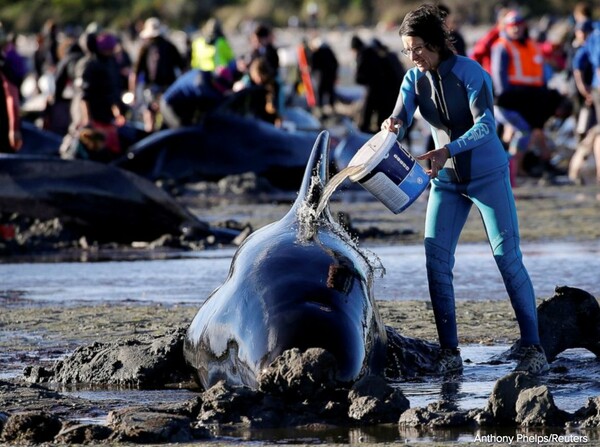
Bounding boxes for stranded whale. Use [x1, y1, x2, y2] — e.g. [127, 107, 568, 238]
[0, 154, 239, 245]
[184, 131, 390, 389]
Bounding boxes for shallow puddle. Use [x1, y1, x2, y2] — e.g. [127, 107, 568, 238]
[397, 345, 600, 414]
[1, 241, 599, 304]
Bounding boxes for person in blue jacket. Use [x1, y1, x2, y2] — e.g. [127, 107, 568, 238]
[380, 4, 548, 375]
[580, 22, 600, 124]
[159, 64, 238, 129]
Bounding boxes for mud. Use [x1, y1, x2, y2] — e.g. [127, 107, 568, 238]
[0, 299, 519, 374]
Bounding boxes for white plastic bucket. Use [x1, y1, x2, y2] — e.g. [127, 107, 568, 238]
[348, 130, 430, 214]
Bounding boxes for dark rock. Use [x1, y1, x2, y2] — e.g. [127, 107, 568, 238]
[348, 375, 409, 423]
[0, 410, 62, 443]
[398, 401, 471, 428]
[258, 348, 340, 398]
[243, 394, 288, 428]
[468, 407, 495, 426]
[486, 372, 540, 424]
[22, 365, 54, 383]
[24, 328, 193, 387]
[107, 407, 208, 443]
[0, 380, 95, 418]
[515, 385, 571, 426]
[116, 398, 203, 420]
[571, 396, 600, 428]
[428, 410, 472, 428]
[198, 381, 264, 425]
[398, 407, 432, 427]
[55, 423, 113, 444]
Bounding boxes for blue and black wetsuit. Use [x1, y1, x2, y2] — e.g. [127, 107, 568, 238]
[391, 54, 540, 349]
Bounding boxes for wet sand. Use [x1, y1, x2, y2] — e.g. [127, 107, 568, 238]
[184, 180, 600, 245]
[0, 299, 519, 363]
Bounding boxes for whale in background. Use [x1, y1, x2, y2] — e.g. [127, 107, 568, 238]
[184, 131, 389, 389]
[0, 154, 239, 245]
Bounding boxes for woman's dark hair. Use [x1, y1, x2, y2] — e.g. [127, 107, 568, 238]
[398, 4, 455, 59]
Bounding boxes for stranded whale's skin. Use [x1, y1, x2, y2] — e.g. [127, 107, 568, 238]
[184, 131, 388, 389]
[0, 154, 238, 244]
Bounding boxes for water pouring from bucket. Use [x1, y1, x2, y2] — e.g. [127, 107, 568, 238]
[348, 130, 430, 214]
[316, 130, 430, 217]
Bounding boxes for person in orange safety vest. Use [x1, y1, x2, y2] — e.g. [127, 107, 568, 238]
[491, 9, 563, 182]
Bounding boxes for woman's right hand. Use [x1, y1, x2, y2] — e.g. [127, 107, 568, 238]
[381, 117, 403, 134]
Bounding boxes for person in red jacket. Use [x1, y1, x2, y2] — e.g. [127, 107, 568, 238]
[469, 7, 509, 73]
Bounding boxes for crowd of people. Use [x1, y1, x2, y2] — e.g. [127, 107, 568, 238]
[0, 3, 599, 183]
[0, 17, 290, 161]
[468, 2, 600, 186]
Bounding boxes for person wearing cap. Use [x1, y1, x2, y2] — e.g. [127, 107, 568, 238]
[159, 63, 239, 129]
[129, 17, 186, 132]
[380, 4, 548, 376]
[490, 9, 561, 182]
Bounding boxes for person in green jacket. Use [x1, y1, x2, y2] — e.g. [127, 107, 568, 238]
[191, 18, 235, 72]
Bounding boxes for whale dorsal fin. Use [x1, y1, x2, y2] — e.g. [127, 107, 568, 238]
[290, 130, 331, 217]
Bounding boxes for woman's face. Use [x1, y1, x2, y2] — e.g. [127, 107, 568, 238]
[401, 36, 441, 72]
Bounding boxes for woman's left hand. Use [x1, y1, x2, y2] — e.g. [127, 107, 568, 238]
[381, 117, 402, 134]
[417, 146, 450, 178]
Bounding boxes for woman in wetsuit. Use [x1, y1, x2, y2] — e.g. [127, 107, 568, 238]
[381, 4, 548, 375]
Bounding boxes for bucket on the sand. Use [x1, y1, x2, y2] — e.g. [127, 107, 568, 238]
[348, 130, 430, 214]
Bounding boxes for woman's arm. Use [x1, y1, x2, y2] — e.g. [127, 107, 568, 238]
[445, 59, 499, 156]
[387, 69, 419, 140]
